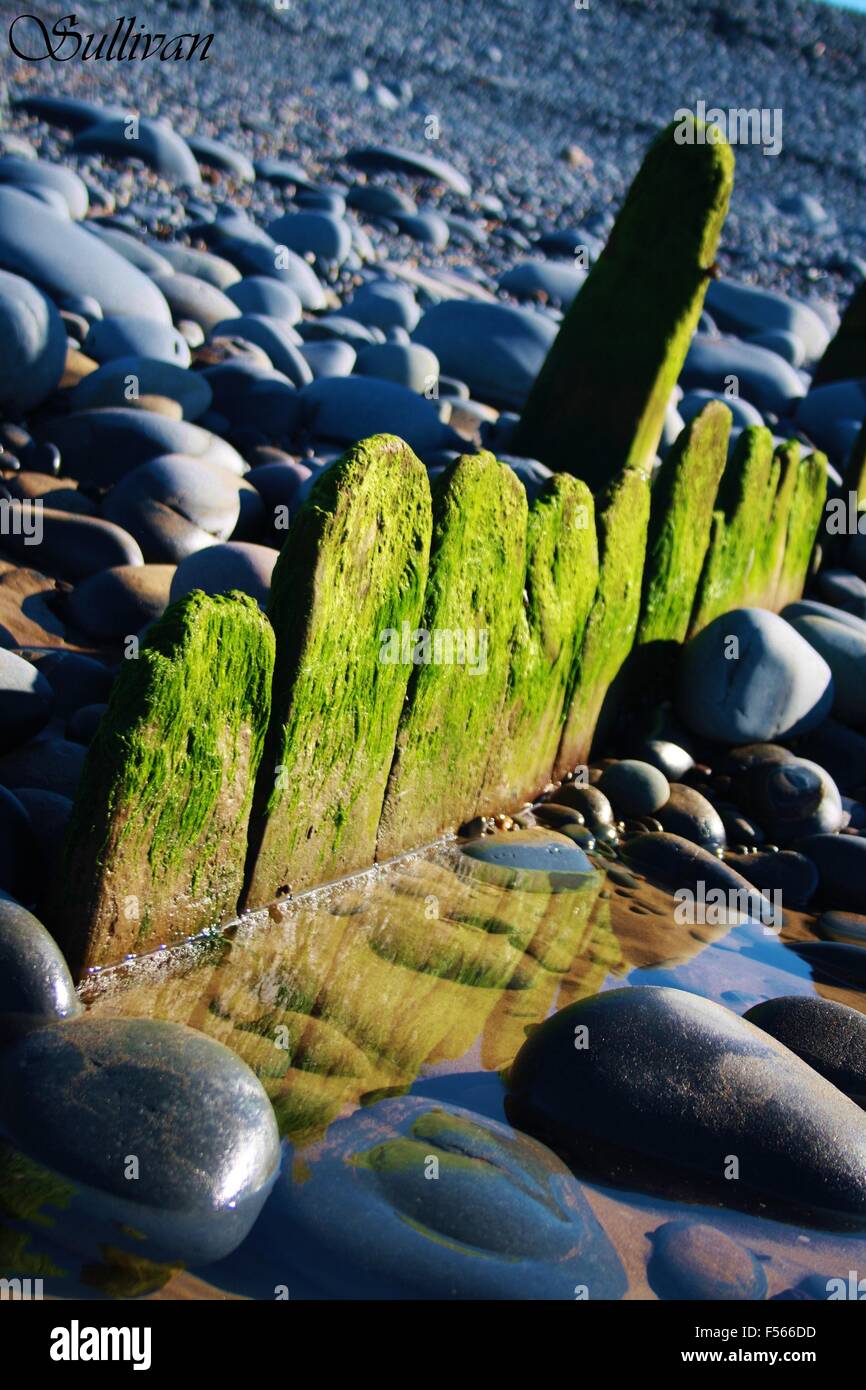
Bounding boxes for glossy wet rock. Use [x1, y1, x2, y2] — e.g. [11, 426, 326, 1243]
[744, 996, 866, 1102]
[655, 783, 726, 851]
[508, 986, 866, 1221]
[597, 760, 670, 818]
[795, 834, 866, 913]
[459, 828, 596, 893]
[0, 1017, 280, 1264]
[0, 899, 81, 1023]
[647, 1220, 767, 1300]
[738, 758, 843, 844]
[250, 1097, 627, 1299]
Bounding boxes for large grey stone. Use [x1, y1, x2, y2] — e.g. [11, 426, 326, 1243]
[677, 609, 833, 744]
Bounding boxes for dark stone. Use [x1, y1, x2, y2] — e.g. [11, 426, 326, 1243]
[738, 758, 843, 844]
[0, 899, 80, 1023]
[623, 833, 773, 913]
[0, 649, 53, 753]
[794, 833, 866, 912]
[744, 996, 866, 1101]
[783, 941, 866, 991]
[722, 849, 818, 910]
[0, 784, 34, 895]
[656, 783, 726, 850]
[508, 986, 866, 1221]
[36, 652, 113, 717]
[597, 760, 670, 818]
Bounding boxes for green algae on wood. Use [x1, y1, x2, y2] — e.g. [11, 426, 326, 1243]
[812, 280, 866, 387]
[747, 439, 801, 610]
[689, 425, 775, 634]
[376, 452, 527, 859]
[56, 590, 275, 977]
[554, 467, 651, 777]
[512, 117, 735, 492]
[636, 400, 731, 658]
[775, 449, 828, 609]
[480, 474, 598, 811]
[243, 435, 432, 908]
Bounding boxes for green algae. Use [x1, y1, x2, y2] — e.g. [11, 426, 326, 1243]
[57, 589, 274, 976]
[81, 1245, 181, 1298]
[747, 439, 801, 608]
[512, 117, 735, 491]
[555, 468, 651, 776]
[775, 450, 828, 609]
[376, 452, 527, 859]
[243, 435, 432, 907]
[481, 474, 598, 811]
[812, 280, 866, 387]
[689, 425, 775, 634]
[0, 1142, 74, 1227]
[637, 402, 730, 643]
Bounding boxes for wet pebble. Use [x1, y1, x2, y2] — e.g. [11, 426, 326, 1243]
[744, 995, 866, 1101]
[597, 759, 670, 818]
[0, 1016, 280, 1264]
[647, 1220, 767, 1301]
[0, 898, 80, 1024]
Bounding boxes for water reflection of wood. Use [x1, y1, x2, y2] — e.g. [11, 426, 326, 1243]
[86, 841, 771, 1148]
[90, 847, 618, 1143]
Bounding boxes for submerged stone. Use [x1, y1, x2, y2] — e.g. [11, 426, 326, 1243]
[244, 436, 432, 906]
[513, 118, 734, 490]
[249, 1096, 626, 1299]
[508, 986, 866, 1222]
[376, 452, 526, 860]
[648, 1220, 767, 1301]
[55, 590, 275, 976]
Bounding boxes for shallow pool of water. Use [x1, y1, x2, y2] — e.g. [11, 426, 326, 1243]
[5, 838, 866, 1300]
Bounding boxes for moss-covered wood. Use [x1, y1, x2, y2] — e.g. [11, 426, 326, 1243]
[689, 425, 774, 634]
[480, 475, 598, 811]
[812, 280, 866, 387]
[554, 468, 651, 777]
[56, 590, 275, 978]
[775, 450, 828, 609]
[243, 435, 432, 908]
[635, 400, 730, 663]
[512, 117, 735, 492]
[376, 452, 527, 859]
[747, 439, 800, 610]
